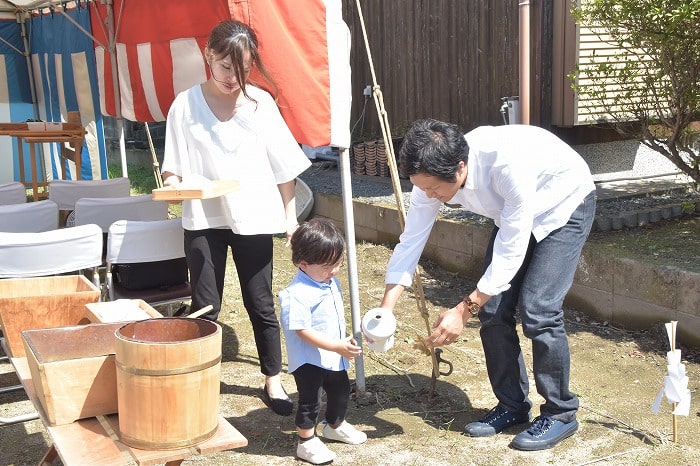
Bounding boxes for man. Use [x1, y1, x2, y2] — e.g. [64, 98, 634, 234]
[380, 119, 596, 451]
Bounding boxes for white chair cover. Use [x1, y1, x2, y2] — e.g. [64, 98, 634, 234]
[0, 224, 103, 278]
[48, 178, 131, 210]
[0, 200, 59, 233]
[107, 218, 185, 264]
[0, 182, 27, 206]
[74, 195, 168, 232]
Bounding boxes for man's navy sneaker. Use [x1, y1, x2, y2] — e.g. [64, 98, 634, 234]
[511, 415, 579, 451]
[464, 405, 530, 437]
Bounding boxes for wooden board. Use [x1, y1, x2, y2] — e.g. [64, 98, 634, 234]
[152, 179, 240, 201]
[85, 299, 161, 323]
[11, 357, 247, 466]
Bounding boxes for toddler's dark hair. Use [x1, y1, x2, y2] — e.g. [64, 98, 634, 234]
[290, 218, 345, 266]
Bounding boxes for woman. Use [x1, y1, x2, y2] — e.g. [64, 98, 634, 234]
[161, 19, 311, 416]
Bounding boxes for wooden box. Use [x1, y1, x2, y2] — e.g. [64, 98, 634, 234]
[85, 299, 161, 323]
[21, 322, 123, 426]
[0, 275, 100, 357]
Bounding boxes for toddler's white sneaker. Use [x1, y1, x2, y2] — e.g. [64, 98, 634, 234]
[322, 420, 367, 445]
[296, 436, 336, 464]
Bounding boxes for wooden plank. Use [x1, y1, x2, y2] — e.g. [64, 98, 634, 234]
[0, 122, 84, 134]
[194, 416, 249, 455]
[11, 357, 247, 466]
[49, 417, 133, 466]
[152, 179, 240, 201]
[103, 415, 247, 466]
[85, 299, 162, 323]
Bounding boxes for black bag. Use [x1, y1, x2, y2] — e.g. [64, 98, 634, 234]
[113, 257, 189, 290]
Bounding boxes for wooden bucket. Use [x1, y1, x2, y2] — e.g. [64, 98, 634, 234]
[115, 318, 222, 450]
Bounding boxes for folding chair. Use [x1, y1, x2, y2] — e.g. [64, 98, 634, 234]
[74, 195, 169, 267]
[73, 195, 168, 232]
[0, 200, 58, 379]
[0, 223, 103, 426]
[0, 224, 103, 282]
[0, 200, 59, 233]
[48, 177, 131, 225]
[0, 182, 27, 206]
[106, 218, 191, 315]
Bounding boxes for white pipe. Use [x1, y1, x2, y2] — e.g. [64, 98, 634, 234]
[519, 0, 531, 125]
[339, 147, 365, 392]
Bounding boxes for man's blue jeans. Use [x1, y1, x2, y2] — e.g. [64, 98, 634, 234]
[478, 191, 596, 422]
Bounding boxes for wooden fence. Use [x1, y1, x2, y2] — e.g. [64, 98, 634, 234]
[342, 1, 520, 141]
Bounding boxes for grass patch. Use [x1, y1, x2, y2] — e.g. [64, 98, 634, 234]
[108, 163, 158, 195]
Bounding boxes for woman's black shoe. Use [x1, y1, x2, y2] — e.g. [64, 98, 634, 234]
[262, 384, 293, 416]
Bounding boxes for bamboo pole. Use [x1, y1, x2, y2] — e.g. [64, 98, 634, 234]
[354, 0, 441, 389]
[144, 122, 163, 188]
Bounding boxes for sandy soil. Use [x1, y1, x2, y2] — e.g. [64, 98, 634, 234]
[1, 237, 699, 466]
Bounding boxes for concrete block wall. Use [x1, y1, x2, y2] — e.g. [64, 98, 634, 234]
[312, 192, 700, 348]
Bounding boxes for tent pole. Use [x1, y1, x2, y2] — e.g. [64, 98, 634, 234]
[338, 147, 365, 392]
[17, 12, 39, 120]
[105, 0, 127, 178]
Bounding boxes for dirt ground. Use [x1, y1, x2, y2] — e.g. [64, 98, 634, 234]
[1, 232, 699, 466]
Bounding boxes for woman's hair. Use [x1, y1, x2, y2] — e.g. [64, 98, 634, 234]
[398, 119, 470, 182]
[290, 218, 345, 266]
[206, 20, 278, 101]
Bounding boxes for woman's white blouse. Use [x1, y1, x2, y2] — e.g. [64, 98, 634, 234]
[162, 85, 311, 234]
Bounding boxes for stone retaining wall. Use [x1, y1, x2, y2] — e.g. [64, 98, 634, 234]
[312, 192, 700, 348]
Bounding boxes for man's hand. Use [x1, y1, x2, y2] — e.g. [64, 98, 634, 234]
[424, 306, 465, 347]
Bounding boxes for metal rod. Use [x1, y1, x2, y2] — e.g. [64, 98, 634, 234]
[339, 147, 365, 392]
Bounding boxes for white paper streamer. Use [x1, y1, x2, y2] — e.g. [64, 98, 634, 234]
[651, 321, 692, 416]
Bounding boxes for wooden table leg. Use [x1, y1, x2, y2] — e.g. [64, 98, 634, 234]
[74, 139, 83, 180]
[17, 142, 27, 198]
[28, 140, 39, 201]
[38, 444, 58, 466]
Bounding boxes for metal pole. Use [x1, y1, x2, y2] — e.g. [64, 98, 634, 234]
[339, 147, 365, 392]
[17, 12, 39, 119]
[104, 0, 127, 178]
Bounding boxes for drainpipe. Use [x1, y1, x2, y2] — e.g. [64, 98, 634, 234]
[519, 0, 531, 125]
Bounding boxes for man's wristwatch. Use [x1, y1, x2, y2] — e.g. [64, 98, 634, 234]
[463, 296, 481, 316]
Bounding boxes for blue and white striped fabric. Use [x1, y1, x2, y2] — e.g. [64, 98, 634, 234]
[0, 5, 107, 183]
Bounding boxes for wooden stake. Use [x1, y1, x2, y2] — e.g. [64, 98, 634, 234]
[671, 323, 678, 443]
[673, 402, 678, 443]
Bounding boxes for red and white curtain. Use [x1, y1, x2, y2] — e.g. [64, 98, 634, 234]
[90, 0, 351, 148]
